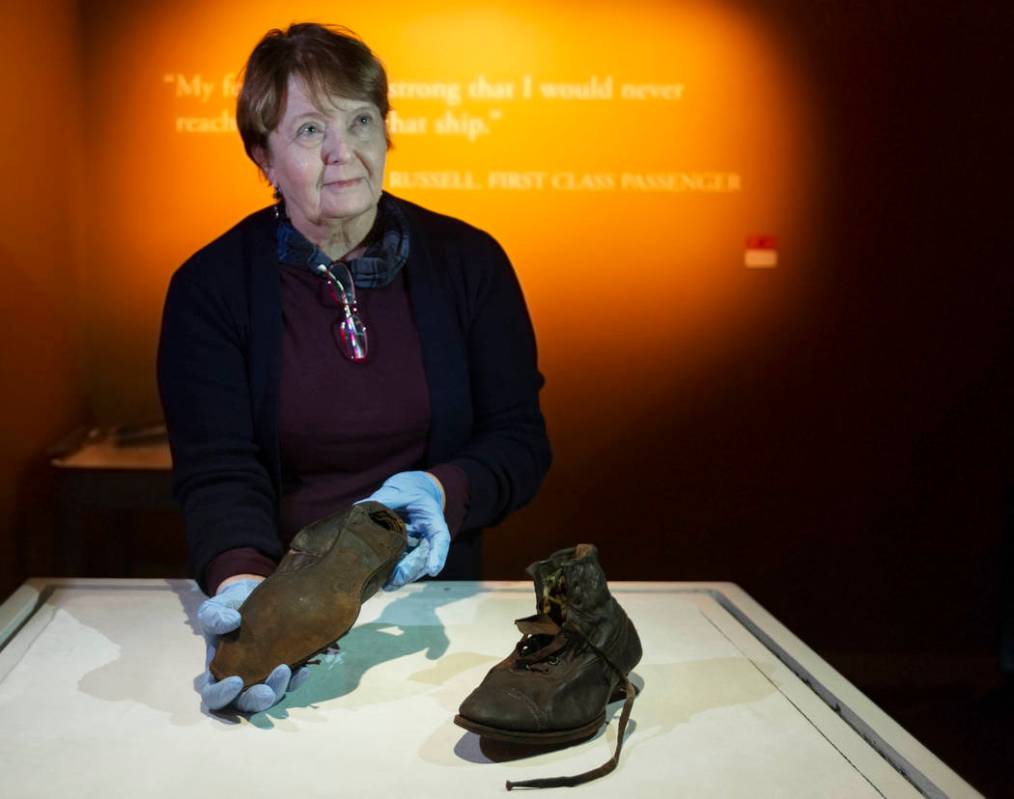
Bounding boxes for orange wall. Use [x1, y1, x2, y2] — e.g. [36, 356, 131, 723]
[0, 0, 92, 594]
[75, 0, 822, 425]
[0, 0, 827, 593]
[72, 0, 829, 571]
[64, 0, 826, 586]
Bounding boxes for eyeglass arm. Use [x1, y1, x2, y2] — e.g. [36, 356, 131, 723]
[313, 263, 355, 312]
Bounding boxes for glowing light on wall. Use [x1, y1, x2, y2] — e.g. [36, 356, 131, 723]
[75, 0, 822, 421]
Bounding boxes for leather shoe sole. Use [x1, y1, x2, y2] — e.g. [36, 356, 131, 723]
[209, 502, 405, 687]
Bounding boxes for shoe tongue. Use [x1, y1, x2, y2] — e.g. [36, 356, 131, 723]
[573, 543, 596, 559]
[527, 545, 606, 617]
[527, 546, 578, 615]
[526, 545, 620, 652]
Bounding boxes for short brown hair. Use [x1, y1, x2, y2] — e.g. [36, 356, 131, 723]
[236, 23, 390, 166]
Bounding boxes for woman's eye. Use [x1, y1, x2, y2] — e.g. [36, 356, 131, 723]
[354, 113, 374, 129]
[297, 122, 323, 137]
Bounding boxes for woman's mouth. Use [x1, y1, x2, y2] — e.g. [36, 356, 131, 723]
[324, 178, 363, 190]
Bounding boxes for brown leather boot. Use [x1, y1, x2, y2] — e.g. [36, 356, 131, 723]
[454, 544, 642, 789]
[210, 501, 405, 687]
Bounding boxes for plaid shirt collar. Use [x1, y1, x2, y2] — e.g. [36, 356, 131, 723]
[275, 192, 410, 289]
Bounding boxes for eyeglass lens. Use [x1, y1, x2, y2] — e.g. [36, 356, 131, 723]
[336, 313, 368, 361]
[321, 262, 368, 363]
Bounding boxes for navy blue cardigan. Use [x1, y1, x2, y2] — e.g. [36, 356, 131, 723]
[157, 195, 551, 589]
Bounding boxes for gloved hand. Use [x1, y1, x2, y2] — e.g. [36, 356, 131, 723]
[196, 578, 310, 712]
[362, 471, 451, 589]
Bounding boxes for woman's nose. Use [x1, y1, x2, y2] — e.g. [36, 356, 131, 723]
[322, 129, 352, 164]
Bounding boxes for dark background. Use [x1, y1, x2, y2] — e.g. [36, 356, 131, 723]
[2, 2, 1012, 795]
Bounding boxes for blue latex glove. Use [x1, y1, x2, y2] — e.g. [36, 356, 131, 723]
[196, 578, 310, 712]
[362, 471, 451, 589]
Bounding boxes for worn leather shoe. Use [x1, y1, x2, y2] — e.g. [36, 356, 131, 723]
[455, 544, 642, 788]
[210, 501, 406, 687]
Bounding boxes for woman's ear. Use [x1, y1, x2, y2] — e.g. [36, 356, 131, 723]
[253, 145, 273, 183]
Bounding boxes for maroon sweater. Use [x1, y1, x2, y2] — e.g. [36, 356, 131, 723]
[204, 265, 468, 593]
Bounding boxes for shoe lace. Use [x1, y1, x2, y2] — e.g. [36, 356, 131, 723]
[512, 614, 568, 672]
[504, 614, 638, 790]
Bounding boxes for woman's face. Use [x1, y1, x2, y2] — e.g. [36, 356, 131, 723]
[259, 75, 387, 234]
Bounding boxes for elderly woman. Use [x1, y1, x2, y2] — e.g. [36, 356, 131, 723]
[157, 23, 550, 712]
